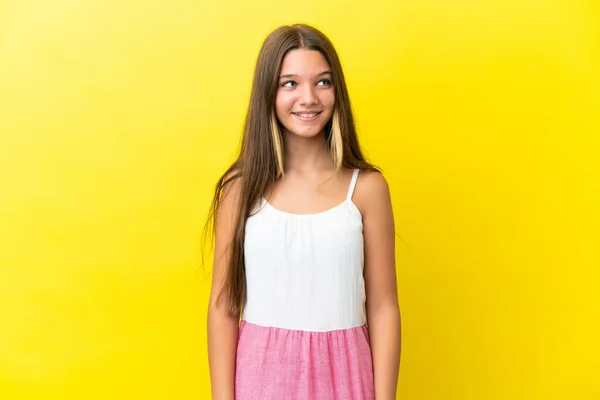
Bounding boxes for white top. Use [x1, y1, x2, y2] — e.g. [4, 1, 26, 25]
[242, 169, 365, 332]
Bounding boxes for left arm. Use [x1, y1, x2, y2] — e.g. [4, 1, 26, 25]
[356, 171, 401, 399]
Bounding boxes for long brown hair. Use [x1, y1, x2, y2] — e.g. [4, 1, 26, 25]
[206, 24, 379, 316]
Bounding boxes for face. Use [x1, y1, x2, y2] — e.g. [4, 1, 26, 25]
[275, 49, 335, 139]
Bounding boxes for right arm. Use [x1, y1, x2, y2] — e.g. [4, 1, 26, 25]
[207, 177, 241, 400]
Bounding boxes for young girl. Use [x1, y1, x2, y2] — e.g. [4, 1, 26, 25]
[207, 24, 401, 400]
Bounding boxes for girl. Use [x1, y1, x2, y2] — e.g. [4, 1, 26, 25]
[207, 24, 401, 400]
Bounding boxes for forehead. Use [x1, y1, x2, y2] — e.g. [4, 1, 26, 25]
[279, 49, 331, 76]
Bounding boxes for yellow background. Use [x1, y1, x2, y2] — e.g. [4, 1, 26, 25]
[1, 0, 598, 399]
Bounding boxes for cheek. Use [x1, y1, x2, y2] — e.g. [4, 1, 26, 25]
[321, 92, 335, 119]
[275, 92, 294, 117]
[321, 90, 335, 109]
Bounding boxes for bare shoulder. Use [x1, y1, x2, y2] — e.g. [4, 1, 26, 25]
[220, 169, 242, 200]
[356, 169, 390, 195]
[216, 169, 243, 222]
[353, 169, 392, 216]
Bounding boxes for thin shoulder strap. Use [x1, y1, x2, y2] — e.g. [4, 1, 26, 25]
[346, 169, 360, 201]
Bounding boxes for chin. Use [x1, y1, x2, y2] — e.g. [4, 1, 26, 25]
[283, 123, 328, 139]
[292, 129, 324, 138]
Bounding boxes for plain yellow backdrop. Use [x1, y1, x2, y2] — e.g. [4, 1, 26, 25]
[1, 0, 598, 399]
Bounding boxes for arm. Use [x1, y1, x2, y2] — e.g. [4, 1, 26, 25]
[357, 171, 401, 399]
[207, 177, 241, 400]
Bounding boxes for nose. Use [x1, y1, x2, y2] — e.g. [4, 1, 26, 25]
[299, 84, 318, 106]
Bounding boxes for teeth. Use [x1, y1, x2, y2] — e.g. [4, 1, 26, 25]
[296, 113, 318, 118]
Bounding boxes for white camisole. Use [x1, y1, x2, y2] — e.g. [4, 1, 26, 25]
[241, 168, 365, 332]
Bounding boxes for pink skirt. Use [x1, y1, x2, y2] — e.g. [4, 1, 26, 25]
[235, 320, 374, 400]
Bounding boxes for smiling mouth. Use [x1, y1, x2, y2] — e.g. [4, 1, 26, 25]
[292, 112, 321, 119]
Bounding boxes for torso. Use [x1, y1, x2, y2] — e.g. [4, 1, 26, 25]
[242, 168, 365, 331]
[235, 168, 375, 399]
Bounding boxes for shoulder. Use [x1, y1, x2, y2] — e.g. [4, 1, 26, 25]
[217, 169, 243, 215]
[353, 169, 392, 217]
[356, 169, 389, 194]
[221, 169, 242, 196]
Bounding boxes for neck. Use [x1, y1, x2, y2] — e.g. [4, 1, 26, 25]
[282, 130, 334, 173]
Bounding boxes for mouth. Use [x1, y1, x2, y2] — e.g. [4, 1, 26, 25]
[292, 111, 322, 121]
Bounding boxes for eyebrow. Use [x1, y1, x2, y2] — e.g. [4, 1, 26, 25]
[279, 71, 333, 79]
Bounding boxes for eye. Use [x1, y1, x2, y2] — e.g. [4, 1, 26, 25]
[281, 80, 296, 88]
[317, 78, 333, 86]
